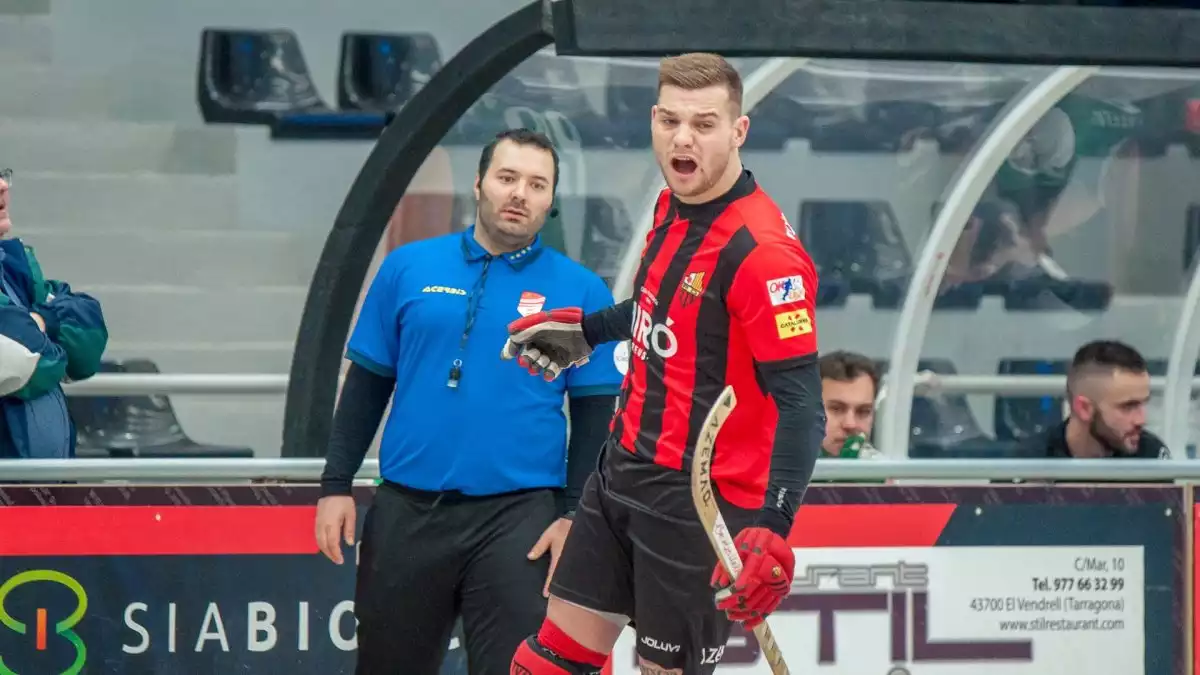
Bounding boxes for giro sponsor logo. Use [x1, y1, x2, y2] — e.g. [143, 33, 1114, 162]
[0, 570, 88, 675]
[122, 600, 358, 654]
[630, 302, 678, 361]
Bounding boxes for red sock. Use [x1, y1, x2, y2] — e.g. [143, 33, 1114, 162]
[537, 618, 607, 668]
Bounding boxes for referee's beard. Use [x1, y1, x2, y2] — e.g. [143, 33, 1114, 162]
[475, 192, 544, 253]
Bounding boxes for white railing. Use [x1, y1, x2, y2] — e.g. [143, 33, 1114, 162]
[3, 457, 1200, 482]
[64, 374, 292, 396]
[911, 374, 1200, 396]
[63, 373, 1200, 397]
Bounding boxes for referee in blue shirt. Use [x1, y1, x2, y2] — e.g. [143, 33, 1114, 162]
[314, 128, 623, 675]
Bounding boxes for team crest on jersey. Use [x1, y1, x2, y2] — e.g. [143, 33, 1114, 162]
[677, 271, 705, 306]
[766, 275, 805, 306]
[516, 291, 545, 316]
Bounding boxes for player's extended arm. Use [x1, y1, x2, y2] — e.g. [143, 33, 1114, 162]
[581, 298, 634, 346]
[320, 363, 397, 496]
[756, 357, 823, 537]
[502, 299, 633, 381]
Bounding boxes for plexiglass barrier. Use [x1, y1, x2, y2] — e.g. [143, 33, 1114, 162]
[359, 51, 1200, 460]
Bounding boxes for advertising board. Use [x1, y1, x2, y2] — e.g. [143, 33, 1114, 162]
[0, 484, 1185, 674]
[606, 485, 1184, 675]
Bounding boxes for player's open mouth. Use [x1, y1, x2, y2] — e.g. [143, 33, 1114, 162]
[671, 158, 698, 176]
[501, 207, 526, 219]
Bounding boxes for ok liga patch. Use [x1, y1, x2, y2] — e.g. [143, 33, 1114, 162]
[766, 275, 805, 306]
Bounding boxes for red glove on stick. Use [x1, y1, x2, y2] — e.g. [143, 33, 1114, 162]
[501, 307, 592, 382]
[711, 527, 795, 629]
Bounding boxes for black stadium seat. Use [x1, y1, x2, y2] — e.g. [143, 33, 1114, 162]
[798, 200, 919, 308]
[994, 359, 1068, 442]
[198, 28, 385, 139]
[67, 359, 253, 459]
[198, 28, 330, 125]
[1002, 278, 1113, 312]
[874, 359, 1006, 456]
[337, 32, 443, 113]
[908, 359, 995, 454]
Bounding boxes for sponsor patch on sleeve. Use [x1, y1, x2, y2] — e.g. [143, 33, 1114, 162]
[766, 275, 805, 306]
[775, 309, 812, 339]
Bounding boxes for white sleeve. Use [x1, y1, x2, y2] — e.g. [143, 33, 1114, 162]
[0, 333, 40, 396]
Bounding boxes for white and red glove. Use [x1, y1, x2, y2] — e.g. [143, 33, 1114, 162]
[711, 527, 795, 629]
[501, 308, 593, 382]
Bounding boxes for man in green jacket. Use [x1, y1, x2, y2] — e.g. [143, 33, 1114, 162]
[0, 169, 108, 458]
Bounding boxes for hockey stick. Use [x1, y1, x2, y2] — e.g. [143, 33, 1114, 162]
[690, 385, 792, 675]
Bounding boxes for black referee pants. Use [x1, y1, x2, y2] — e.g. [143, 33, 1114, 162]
[354, 481, 558, 675]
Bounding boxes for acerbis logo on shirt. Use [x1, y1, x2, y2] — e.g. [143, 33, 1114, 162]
[766, 275, 805, 306]
[422, 285, 466, 296]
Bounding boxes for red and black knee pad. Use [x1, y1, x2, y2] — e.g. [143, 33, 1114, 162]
[511, 618, 608, 675]
[511, 636, 602, 675]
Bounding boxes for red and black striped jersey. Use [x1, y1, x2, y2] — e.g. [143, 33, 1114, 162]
[609, 170, 820, 510]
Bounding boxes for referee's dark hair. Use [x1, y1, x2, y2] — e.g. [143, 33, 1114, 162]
[477, 128, 561, 195]
[1066, 339, 1148, 400]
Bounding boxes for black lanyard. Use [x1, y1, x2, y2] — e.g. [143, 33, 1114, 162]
[447, 254, 494, 389]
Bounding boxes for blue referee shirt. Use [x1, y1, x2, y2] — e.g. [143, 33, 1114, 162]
[346, 226, 624, 496]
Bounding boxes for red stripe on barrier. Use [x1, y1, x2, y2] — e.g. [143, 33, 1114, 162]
[788, 504, 957, 548]
[0, 506, 318, 556]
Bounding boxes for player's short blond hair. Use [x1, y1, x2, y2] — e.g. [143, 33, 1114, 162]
[657, 53, 744, 115]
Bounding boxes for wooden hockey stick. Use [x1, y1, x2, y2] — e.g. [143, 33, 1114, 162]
[690, 385, 792, 675]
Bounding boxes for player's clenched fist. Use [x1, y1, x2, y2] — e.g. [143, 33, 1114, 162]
[711, 527, 795, 629]
[500, 307, 593, 381]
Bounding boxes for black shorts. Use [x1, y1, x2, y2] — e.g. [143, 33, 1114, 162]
[355, 481, 558, 675]
[548, 444, 757, 673]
